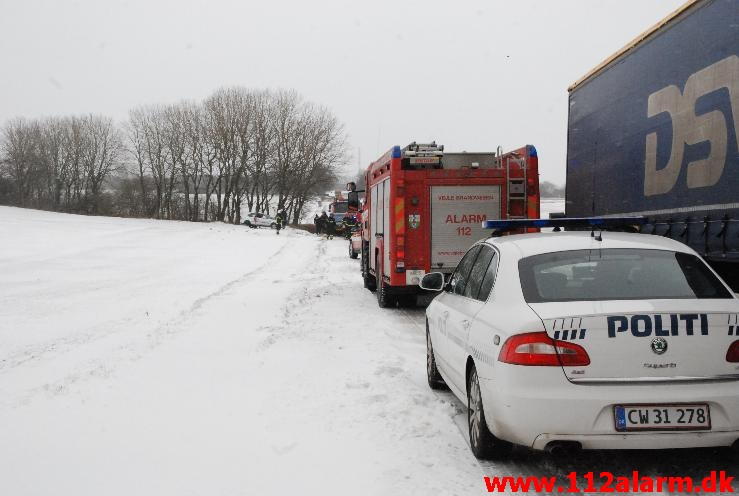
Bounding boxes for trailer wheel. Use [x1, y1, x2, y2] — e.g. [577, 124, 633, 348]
[376, 277, 396, 308]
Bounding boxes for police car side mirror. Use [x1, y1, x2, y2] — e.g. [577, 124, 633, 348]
[420, 272, 445, 292]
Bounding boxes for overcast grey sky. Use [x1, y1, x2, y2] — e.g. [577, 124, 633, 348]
[0, 0, 686, 185]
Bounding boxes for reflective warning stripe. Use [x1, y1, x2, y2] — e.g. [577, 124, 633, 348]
[395, 198, 404, 233]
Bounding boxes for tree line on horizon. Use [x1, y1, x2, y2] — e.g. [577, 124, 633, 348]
[0, 88, 348, 224]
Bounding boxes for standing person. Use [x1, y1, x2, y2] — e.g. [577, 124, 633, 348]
[319, 211, 328, 236]
[342, 214, 358, 239]
[275, 209, 286, 235]
[326, 215, 337, 240]
[280, 209, 287, 228]
[346, 181, 359, 212]
[313, 214, 320, 235]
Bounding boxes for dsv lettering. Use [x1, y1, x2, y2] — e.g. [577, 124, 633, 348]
[644, 55, 738, 196]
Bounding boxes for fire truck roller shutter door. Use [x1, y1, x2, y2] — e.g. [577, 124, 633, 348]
[430, 185, 502, 271]
[383, 179, 391, 277]
[370, 184, 379, 272]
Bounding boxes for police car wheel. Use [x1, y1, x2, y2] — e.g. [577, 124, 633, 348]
[270, 223, 277, 229]
[426, 325, 446, 390]
[468, 366, 511, 460]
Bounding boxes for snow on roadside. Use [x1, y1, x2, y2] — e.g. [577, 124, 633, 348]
[0, 207, 290, 401]
[0, 207, 483, 495]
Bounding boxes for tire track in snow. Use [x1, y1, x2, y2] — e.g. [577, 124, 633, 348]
[254, 239, 331, 351]
[2, 236, 304, 406]
[0, 239, 294, 375]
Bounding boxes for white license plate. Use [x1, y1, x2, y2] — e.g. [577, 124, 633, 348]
[614, 404, 711, 431]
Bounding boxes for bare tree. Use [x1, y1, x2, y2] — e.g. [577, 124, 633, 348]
[80, 115, 122, 214]
[1, 118, 39, 207]
[1, 87, 348, 224]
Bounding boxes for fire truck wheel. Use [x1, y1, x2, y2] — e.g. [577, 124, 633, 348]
[363, 273, 376, 291]
[397, 295, 416, 308]
[426, 324, 446, 390]
[376, 278, 396, 308]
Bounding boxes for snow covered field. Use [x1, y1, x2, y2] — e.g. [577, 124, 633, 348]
[1, 204, 737, 496]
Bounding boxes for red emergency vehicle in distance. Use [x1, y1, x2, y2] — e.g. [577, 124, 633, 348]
[361, 141, 540, 308]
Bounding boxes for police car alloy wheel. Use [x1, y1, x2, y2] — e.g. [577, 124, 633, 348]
[467, 366, 511, 460]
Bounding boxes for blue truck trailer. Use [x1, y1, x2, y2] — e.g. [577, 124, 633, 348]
[565, 0, 738, 287]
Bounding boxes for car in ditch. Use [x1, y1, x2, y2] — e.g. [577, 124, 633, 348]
[243, 212, 278, 229]
[421, 218, 739, 459]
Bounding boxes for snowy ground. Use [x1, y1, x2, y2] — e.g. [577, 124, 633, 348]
[1, 205, 737, 496]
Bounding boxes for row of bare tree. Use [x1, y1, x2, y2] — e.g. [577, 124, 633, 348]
[0, 88, 347, 224]
[0, 114, 121, 214]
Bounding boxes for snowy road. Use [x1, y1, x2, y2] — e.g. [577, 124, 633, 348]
[1, 206, 737, 495]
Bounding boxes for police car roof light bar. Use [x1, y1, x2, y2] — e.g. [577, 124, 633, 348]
[482, 216, 647, 236]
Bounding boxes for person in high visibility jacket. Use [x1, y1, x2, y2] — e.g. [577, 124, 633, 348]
[318, 212, 328, 236]
[342, 214, 358, 239]
[325, 215, 336, 240]
[275, 210, 286, 235]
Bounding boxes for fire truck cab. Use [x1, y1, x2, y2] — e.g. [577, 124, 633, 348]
[361, 142, 539, 308]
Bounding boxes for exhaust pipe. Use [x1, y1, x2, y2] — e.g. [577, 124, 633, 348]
[545, 441, 582, 457]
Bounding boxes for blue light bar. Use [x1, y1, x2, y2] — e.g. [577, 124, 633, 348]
[482, 216, 647, 230]
[391, 146, 402, 158]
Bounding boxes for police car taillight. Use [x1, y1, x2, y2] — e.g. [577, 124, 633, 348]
[727, 341, 739, 362]
[498, 332, 590, 367]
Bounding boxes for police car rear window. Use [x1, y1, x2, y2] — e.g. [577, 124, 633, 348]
[518, 249, 732, 303]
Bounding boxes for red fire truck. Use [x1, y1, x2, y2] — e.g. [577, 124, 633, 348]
[361, 142, 540, 307]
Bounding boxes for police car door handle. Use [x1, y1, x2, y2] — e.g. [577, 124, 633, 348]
[461, 320, 471, 329]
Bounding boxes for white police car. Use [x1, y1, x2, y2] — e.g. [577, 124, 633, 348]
[421, 218, 739, 459]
